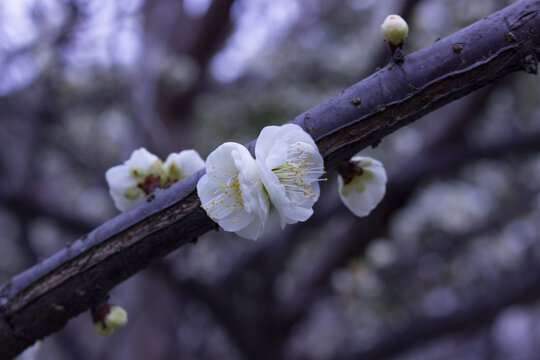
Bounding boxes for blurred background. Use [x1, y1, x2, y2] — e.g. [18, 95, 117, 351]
[2, 0, 540, 359]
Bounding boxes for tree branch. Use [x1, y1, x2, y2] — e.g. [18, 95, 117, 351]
[1, 1, 539, 358]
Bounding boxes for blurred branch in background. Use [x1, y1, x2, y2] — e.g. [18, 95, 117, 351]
[132, 0, 238, 153]
[339, 259, 540, 360]
[195, 103, 540, 360]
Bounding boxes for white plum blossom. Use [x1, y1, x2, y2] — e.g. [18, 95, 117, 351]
[105, 148, 164, 212]
[164, 150, 205, 182]
[337, 156, 387, 217]
[106, 148, 205, 212]
[197, 142, 269, 240]
[255, 124, 326, 227]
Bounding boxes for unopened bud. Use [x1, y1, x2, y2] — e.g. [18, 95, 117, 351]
[93, 321, 115, 337]
[91, 303, 128, 337]
[381, 15, 408, 46]
[104, 305, 128, 329]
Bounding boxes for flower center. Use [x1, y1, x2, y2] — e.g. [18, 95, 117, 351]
[137, 174, 162, 195]
[272, 143, 326, 203]
[202, 173, 245, 222]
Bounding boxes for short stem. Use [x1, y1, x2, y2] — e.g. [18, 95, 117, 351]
[387, 42, 405, 64]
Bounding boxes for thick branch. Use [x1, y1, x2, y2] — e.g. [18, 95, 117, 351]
[291, 0, 540, 166]
[1, 1, 539, 358]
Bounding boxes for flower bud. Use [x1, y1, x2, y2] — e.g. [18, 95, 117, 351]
[106, 148, 205, 212]
[91, 303, 128, 337]
[104, 305, 128, 329]
[337, 156, 387, 217]
[381, 15, 408, 46]
[93, 321, 115, 337]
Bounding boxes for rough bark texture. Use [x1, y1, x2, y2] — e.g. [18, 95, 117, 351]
[1, 1, 539, 358]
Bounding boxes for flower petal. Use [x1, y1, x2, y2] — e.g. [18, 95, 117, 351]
[255, 124, 324, 227]
[263, 139, 289, 170]
[338, 156, 387, 217]
[128, 148, 161, 172]
[105, 147, 164, 212]
[205, 142, 245, 174]
[164, 149, 205, 181]
[197, 142, 269, 240]
[105, 164, 142, 211]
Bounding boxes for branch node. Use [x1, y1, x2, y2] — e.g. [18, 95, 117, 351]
[53, 304, 65, 313]
[452, 42, 464, 54]
[371, 139, 382, 149]
[506, 31, 517, 42]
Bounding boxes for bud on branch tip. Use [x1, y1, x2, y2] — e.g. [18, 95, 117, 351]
[381, 14, 408, 62]
[381, 14, 408, 46]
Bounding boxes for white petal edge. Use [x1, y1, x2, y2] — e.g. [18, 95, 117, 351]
[255, 124, 323, 227]
[105, 165, 143, 212]
[197, 142, 269, 240]
[338, 156, 387, 217]
[164, 150, 205, 178]
[128, 148, 161, 170]
[105, 147, 162, 212]
[256, 124, 316, 158]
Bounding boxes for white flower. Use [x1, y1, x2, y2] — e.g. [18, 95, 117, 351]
[106, 148, 206, 212]
[105, 148, 164, 212]
[197, 142, 269, 240]
[255, 124, 326, 227]
[380, 14, 408, 46]
[337, 156, 387, 217]
[164, 150, 205, 182]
